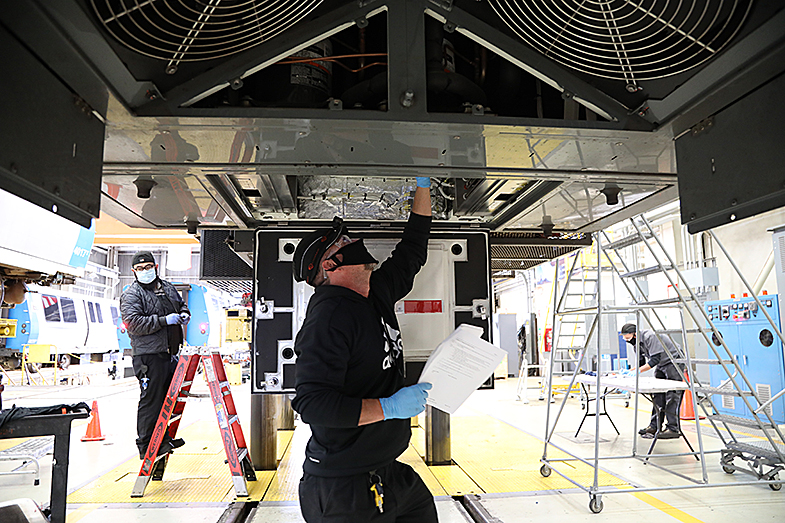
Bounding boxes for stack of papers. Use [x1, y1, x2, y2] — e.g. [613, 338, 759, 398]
[418, 324, 507, 414]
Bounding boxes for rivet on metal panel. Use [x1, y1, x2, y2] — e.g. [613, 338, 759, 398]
[330, 98, 343, 110]
[231, 78, 244, 90]
[355, 16, 369, 28]
[401, 90, 415, 108]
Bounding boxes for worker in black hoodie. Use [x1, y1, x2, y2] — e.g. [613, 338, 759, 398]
[292, 176, 437, 523]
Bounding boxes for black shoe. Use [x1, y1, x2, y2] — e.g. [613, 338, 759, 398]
[638, 426, 657, 435]
[139, 439, 183, 460]
[658, 429, 681, 439]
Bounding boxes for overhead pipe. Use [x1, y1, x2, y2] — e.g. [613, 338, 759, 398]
[752, 249, 775, 296]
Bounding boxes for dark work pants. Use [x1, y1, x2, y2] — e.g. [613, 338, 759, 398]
[133, 353, 178, 456]
[649, 364, 685, 432]
[299, 460, 438, 523]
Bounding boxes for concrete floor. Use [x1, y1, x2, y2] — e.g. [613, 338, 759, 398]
[1, 367, 783, 522]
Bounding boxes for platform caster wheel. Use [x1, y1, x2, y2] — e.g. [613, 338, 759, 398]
[540, 464, 552, 477]
[589, 497, 603, 513]
[769, 475, 782, 491]
[722, 464, 734, 474]
[625, 401, 630, 408]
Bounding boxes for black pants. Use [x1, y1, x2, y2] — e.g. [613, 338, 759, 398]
[299, 461, 438, 523]
[133, 353, 178, 456]
[649, 364, 685, 432]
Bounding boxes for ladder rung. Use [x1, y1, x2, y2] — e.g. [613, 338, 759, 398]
[603, 232, 652, 250]
[220, 380, 230, 387]
[621, 265, 673, 278]
[237, 448, 248, 461]
[674, 358, 733, 365]
[709, 414, 776, 430]
[169, 414, 182, 423]
[694, 386, 753, 396]
[634, 297, 686, 306]
[228, 415, 239, 425]
[727, 441, 785, 461]
[656, 328, 702, 334]
[182, 380, 193, 387]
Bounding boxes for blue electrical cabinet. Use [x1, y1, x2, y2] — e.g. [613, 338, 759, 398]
[705, 295, 785, 423]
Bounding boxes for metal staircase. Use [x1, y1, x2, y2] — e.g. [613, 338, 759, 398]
[604, 216, 785, 488]
[540, 213, 784, 514]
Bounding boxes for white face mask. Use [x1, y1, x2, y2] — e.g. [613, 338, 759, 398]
[136, 268, 157, 284]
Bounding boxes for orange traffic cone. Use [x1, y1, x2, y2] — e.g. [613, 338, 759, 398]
[81, 400, 106, 441]
[680, 371, 705, 420]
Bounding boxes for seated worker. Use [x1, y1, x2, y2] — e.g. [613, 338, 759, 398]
[620, 324, 684, 439]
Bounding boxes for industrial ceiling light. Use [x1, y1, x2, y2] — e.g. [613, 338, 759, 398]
[600, 184, 622, 206]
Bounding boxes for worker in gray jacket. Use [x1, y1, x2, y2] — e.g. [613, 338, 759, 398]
[121, 251, 190, 459]
[621, 324, 684, 439]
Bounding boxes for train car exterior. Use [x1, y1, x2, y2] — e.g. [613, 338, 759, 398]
[3, 285, 121, 369]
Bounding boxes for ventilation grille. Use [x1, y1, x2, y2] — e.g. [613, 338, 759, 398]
[489, 0, 752, 87]
[491, 244, 582, 272]
[92, 0, 323, 73]
[756, 383, 772, 417]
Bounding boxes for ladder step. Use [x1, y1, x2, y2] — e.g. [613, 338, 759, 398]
[603, 232, 653, 250]
[727, 441, 785, 461]
[237, 448, 248, 461]
[169, 414, 182, 424]
[693, 386, 754, 396]
[634, 297, 688, 306]
[621, 265, 674, 278]
[674, 358, 733, 365]
[182, 380, 193, 387]
[228, 415, 239, 425]
[709, 414, 776, 430]
[656, 328, 702, 334]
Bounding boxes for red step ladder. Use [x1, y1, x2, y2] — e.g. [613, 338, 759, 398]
[131, 349, 256, 497]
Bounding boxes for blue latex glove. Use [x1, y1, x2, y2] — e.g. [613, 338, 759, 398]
[415, 176, 431, 188]
[165, 313, 183, 325]
[379, 383, 432, 420]
[180, 312, 191, 325]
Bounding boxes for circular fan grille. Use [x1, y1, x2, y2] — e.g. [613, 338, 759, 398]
[489, 0, 752, 87]
[92, 0, 323, 73]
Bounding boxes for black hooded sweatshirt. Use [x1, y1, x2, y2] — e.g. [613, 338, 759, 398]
[292, 212, 431, 477]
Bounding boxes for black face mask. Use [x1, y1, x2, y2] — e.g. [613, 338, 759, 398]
[327, 239, 378, 270]
[626, 336, 637, 346]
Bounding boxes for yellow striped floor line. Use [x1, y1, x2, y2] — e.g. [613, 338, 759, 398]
[259, 412, 628, 502]
[67, 421, 289, 503]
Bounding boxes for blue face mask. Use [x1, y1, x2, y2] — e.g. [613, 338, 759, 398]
[136, 268, 157, 284]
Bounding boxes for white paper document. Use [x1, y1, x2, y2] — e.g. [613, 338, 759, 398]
[417, 324, 506, 414]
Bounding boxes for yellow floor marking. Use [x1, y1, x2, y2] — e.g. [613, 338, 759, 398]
[447, 415, 627, 494]
[632, 492, 706, 523]
[260, 428, 309, 502]
[410, 426, 481, 495]
[66, 504, 98, 523]
[67, 420, 257, 503]
[277, 429, 295, 462]
[399, 445, 449, 496]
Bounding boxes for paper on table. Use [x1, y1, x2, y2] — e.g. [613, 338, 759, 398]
[417, 324, 506, 414]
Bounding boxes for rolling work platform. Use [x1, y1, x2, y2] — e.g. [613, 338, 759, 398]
[539, 214, 785, 513]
